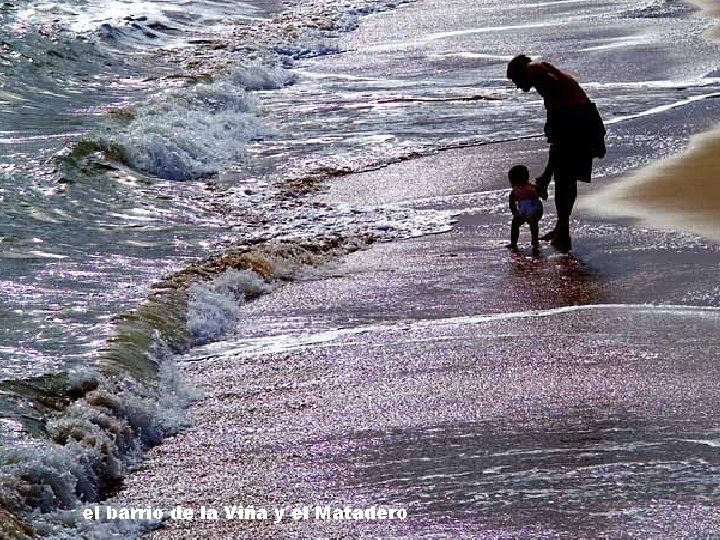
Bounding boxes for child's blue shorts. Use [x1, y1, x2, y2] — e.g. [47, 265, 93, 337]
[518, 199, 543, 221]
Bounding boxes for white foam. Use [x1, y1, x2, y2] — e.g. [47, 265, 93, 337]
[12, 0, 256, 47]
[189, 303, 720, 360]
[0, 340, 196, 537]
[110, 80, 269, 181]
[682, 438, 720, 448]
[186, 269, 273, 344]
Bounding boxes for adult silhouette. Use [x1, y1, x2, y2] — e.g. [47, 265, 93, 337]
[506, 55, 606, 252]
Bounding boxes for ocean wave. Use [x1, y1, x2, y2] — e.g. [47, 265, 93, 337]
[78, 69, 293, 181]
[187, 269, 274, 345]
[0, 239, 345, 537]
[0, 225, 261, 536]
[55, 64, 297, 182]
[9, 0, 261, 45]
[0, 344, 195, 538]
[115, 108, 265, 181]
[0, 268, 201, 537]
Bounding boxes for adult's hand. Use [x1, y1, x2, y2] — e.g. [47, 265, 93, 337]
[535, 178, 549, 200]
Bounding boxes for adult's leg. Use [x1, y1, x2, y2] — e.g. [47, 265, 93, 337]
[553, 173, 577, 251]
[540, 228, 556, 241]
[537, 142, 561, 241]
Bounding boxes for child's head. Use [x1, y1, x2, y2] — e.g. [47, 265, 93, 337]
[508, 165, 530, 187]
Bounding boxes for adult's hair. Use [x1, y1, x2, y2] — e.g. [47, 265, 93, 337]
[506, 54, 532, 81]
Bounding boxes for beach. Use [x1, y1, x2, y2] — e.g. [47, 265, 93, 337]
[114, 98, 720, 537]
[2, 0, 720, 537]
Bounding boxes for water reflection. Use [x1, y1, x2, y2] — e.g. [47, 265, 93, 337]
[507, 250, 603, 309]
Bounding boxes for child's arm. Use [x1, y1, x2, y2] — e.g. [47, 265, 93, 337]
[508, 191, 519, 217]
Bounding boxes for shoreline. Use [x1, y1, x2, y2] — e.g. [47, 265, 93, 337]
[104, 0, 720, 530]
[7, 0, 719, 536]
[112, 107, 720, 535]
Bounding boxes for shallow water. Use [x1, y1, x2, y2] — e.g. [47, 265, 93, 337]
[107, 0, 720, 537]
[2, 0, 720, 536]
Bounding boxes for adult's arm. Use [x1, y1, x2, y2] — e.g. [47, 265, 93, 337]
[535, 144, 556, 199]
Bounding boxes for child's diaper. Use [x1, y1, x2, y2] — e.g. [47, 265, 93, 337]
[518, 198, 543, 220]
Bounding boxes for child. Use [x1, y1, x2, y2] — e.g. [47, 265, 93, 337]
[507, 164, 543, 251]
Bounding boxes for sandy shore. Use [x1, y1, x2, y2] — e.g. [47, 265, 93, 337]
[109, 89, 720, 537]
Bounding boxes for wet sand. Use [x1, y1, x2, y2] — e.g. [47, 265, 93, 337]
[112, 93, 720, 536]
[585, 0, 720, 242]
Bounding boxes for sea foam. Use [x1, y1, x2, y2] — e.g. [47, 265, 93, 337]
[0, 340, 196, 537]
[186, 269, 274, 345]
[109, 78, 270, 181]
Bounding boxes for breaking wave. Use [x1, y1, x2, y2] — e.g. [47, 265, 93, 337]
[112, 90, 265, 181]
[0, 342, 196, 537]
[187, 269, 274, 345]
[86, 67, 294, 181]
[0, 0, 462, 536]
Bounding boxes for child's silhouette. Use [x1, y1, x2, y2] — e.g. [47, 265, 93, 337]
[507, 165, 543, 254]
